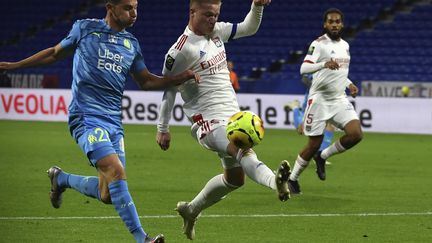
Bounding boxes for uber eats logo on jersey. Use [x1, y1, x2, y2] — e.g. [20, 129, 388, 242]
[98, 48, 124, 73]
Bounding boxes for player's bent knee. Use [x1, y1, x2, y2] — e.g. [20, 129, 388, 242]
[227, 178, 244, 187]
[225, 173, 244, 187]
[110, 169, 127, 182]
[225, 168, 245, 187]
[97, 155, 127, 182]
[348, 128, 363, 145]
[353, 131, 363, 144]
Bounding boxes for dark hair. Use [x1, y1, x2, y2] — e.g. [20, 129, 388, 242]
[323, 8, 344, 23]
[106, 0, 122, 4]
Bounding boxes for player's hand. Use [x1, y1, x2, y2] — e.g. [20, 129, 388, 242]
[192, 71, 200, 83]
[156, 131, 171, 151]
[297, 123, 304, 135]
[253, 0, 271, 6]
[179, 70, 200, 84]
[348, 83, 359, 98]
[0, 62, 18, 71]
[324, 59, 339, 70]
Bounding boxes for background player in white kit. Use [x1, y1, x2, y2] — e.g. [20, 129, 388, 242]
[287, 8, 363, 194]
[155, 0, 291, 240]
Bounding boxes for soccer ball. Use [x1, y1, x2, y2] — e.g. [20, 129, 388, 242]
[401, 86, 410, 97]
[226, 111, 265, 149]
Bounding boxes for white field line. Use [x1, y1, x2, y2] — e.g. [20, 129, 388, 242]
[1, 212, 431, 220]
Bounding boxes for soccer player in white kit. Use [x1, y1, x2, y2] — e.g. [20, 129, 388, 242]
[156, 0, 291, 240]
[287, 8, 363, 194]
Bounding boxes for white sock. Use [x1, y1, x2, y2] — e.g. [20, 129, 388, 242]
[321, 140, 346, 160]
[289, 155, 310, 181]
[239, 150, 276, 190]
[189, 174, 238, 216]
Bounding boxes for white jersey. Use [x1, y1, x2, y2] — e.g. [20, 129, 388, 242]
[162, 24, 239, 122]
[157, 4, 264, 132]
[304, 34, 351, 103]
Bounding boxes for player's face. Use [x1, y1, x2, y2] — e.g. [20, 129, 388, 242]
[190, 2, 221, 36]
[324, 13, 344, 40]
[109, 0, 138, 29]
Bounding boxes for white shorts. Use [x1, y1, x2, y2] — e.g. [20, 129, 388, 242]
[303, 98, 359, 136]
[191, 120, 241, 169]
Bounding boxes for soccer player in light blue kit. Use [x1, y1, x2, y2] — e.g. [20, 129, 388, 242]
[0, 0, 198, 242]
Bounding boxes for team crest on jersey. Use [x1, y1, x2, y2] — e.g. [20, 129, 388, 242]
[211, 37, 222, 48]
[108, 34, 118, 44]
[123, 39, 131, 49]
[307, 46, 315, 55]
[165, 54, 175, 71]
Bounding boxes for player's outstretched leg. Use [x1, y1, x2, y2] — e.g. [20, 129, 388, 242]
[144, 234, 165, 243]
[275, 160, 291, 201]
[47, 166, 66, 208]
[175, 201, 199, 240]
[47, 165, 101, 208]
[238, 149, 281, 190]
[175, 174, 238, 239]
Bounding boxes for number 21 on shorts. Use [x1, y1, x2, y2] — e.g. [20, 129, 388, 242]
[87, 127, 111, 144]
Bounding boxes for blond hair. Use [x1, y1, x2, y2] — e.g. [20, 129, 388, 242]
[190, 0, 221, 7]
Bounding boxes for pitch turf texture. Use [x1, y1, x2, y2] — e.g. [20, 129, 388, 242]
[0, 120, 430, 242]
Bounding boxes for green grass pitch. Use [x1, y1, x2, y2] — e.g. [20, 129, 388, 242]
[0, 120, 431, 242]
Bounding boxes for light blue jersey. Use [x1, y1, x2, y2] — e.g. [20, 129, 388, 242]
[61, 19, 146, 116]
[61, 19, 146, 166]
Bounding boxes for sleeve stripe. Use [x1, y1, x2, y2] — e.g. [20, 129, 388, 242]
[228, 24, 237, 41]
[304, 60, 315, 64]
[175, 35, 188, 50]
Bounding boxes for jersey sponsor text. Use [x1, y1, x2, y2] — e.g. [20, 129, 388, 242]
[97, 48, 124, 73]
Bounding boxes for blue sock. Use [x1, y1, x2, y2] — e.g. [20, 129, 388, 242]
[57, 172, 100, 200]
[109, 180, 146, 243]
[293, 108, 304, 129]
[319, 130, 334, 151]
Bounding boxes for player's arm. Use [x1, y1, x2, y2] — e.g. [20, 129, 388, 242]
[129, 35, 198, 91]
[156, 87, 177, 151]
[0, 44, 73, 71]
[155, 49, 192, 151]
[0, 20, 83, 71]
[301, 59, 339, 74]
[131, 68, 198, 91]
[230, 0, 270, 40]
[300, 42, 339, 74]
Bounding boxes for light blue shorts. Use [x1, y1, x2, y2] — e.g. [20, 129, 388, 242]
[69, 114, 125, 167]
